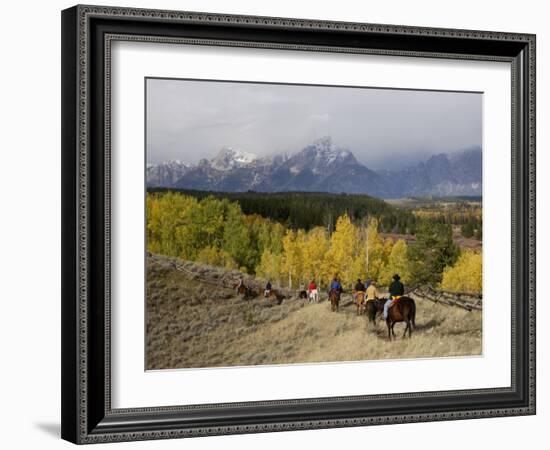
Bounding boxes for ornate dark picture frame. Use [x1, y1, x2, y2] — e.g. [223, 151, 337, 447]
[61, 4, 536, 444]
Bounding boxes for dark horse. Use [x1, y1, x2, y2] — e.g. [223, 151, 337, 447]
[386, 296, 416, 340]
[234, 283, 255, 300]
[365, 298, 385, 325]
[328, 288, 341, 312]
[264, 289, 285, 304]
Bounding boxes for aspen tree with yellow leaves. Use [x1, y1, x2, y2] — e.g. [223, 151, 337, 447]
[379, 239, 411, 286]
[302, 227, 330, 288]
[282, 229, 306, 289]
[321, 215, 360, 287]
[364, 218, 391, 282]
[441, 250, 482, 293]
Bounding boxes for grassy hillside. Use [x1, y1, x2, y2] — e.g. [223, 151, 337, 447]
[146, 254, 482, 370]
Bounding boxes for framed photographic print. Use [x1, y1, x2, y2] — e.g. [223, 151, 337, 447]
[61, 4, 536, 444]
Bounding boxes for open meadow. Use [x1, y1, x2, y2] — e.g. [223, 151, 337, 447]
[146, 254, 482, 370]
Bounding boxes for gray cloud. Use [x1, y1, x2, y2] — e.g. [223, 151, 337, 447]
[146, 78, 482, 169]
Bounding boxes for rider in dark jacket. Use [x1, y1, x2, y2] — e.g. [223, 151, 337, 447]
[354, 279, 365, 292]
[389, 274, 404, 298]
[264, 281, 272, 297]
[384, 274, 405, 319]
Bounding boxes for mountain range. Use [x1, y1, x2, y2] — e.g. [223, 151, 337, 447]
[147, 137, 482, 199]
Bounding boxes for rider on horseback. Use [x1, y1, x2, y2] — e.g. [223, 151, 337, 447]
[384, 274, 404, 319]
[264, 280, 272, 298]
[308, 279, 318, 300]
[354, 278, 365, 302]
[366, 280, 378, 301]
[235, 276, 244, 292]
[330, 276, 342, 295]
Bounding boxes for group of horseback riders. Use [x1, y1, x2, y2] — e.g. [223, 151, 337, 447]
[328, 273, 405, 320]
[235, 273, 405, 320]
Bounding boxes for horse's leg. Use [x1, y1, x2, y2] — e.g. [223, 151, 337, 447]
[391, 322, 396, 338]
[403, 320, 409, 339]
[387, 320, 392, 341]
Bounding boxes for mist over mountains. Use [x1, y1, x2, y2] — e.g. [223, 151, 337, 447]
[147, 137, 482, 199]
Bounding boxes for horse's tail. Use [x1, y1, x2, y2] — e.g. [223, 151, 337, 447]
[410, 300, 416, 329]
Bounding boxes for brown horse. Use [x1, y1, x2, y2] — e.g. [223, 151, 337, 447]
[355, 291, 366, 315]
[234, 283, 255, 300]
[329, 289, 341, 312]
[386, 296, 416, 340]
[264, 289, 285, 304]
[365, 298, 385, 326]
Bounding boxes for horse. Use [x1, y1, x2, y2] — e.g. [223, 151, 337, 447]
[386, 296, 416, 340]
[264, 289, 285, 304]
[365, 298, 385, 325]
[308, 290, 319, 303]
[328, 289, 341, 312]
[234, 283, 255, 300]
[354, 291, 366, 315]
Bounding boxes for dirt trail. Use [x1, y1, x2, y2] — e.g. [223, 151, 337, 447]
[146, 253, 482, 370]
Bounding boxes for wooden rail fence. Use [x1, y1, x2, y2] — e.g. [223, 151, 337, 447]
[408, 286, 482, 311]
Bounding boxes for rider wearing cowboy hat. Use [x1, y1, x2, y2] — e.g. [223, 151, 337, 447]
[384, 274, 405, 319]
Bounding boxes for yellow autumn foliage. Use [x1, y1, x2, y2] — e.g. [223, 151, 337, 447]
[147, 192, 479, 293]
[256, 250, 284, 285]
[440, 251, 482, 293]
[196, 246, 238, 270]
[322, 215, 361, 287]
[379, 239, 411, 287]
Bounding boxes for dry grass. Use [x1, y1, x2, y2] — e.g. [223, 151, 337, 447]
[146, 254, 482, 370]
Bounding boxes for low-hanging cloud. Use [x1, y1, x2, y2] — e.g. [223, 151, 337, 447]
[146, 78, 482, 169]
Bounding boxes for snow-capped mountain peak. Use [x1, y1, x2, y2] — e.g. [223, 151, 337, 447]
[146, 160, 194, 187]
[146, 138, 482, 199]
[286, 137, 357, 174]
[210, 147, 258, 171]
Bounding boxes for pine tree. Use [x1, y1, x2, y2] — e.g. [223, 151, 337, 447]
[408, 220, 460, 286]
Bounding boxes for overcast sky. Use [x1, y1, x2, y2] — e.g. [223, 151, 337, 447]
[146, 78, 482, 170]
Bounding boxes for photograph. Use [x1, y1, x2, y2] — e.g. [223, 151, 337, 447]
[145, 78, 484, 370]
[57, 3, 536, 445]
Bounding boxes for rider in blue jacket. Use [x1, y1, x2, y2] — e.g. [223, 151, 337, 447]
[330, 277, 342, 293]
